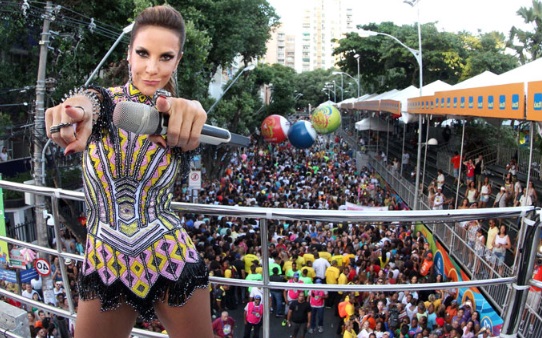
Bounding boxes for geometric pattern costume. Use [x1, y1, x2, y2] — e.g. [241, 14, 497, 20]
[78, 83, 208, 320]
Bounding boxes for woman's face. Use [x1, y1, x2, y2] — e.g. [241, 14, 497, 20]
[128, 25, 182, 96]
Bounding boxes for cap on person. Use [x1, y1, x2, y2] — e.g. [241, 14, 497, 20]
[293, 272, 300, 278]
[501, 186, 506, 191]
[315, 278, 323, 284]
[436, 317, 445, 327]
[254, 294, 262, 300]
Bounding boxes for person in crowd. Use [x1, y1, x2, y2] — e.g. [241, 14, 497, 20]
[284, 272, 305, 306]
[308, 278, 327, 334]
[286, 293, 312, 338]
[506, 159, 518, 181]
[516, 187, 534, 206]
[463, 158, 476, 184]
[432, 187, 450, 210]
[243, 294, 263, 338]
[493, 187, 508, 208]
[527, 181, 538, 206]
[520, 258, 542, 336]
[473, 228, 486, 275]
[478, 176, 492, 208]
[212, 311, 235, 338]
[342, 319, 357, 338]
[465, 181, 478, 205]
[269, 267, 285, 318]
[0, 147, 9, 162]
[450, 151, 462, 187]
[474, 154, 484, 190]
[22, 283, 40, 301]
[492, 225, 511, 276]
[45, 6, 211, 337]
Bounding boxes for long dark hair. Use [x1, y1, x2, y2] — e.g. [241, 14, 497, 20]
[130, 5, 186, 96]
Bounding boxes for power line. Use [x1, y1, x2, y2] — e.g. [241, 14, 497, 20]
[1, 1, 126, 42]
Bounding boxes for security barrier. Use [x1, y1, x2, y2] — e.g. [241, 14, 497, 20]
[0, 180, 539, 338]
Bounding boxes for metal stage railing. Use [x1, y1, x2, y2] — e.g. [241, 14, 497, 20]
[0, 180, 539, 338]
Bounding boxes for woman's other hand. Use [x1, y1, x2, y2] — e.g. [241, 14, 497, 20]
[45, 99, 94, 155]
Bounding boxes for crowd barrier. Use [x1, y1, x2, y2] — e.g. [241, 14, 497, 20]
[0, 180, 539, 338]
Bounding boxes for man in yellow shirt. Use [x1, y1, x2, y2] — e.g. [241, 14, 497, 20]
[302, 248, 315, 264]
[243, 248, 259, 274]
[337, 266, 349, 296]
[342, 247, 355, 267]
[330, 249, 343, 267]
[301, 262, 316, 280]
[317, 250, 331, 263]
[325, 260, 340, 308]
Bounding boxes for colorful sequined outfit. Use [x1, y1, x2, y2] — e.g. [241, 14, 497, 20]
[78, 83, 208, 320]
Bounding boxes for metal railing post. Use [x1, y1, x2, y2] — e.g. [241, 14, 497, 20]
[260, 219, 270, 338]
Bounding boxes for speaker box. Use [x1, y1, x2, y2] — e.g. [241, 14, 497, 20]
[0, 301, 30, 337]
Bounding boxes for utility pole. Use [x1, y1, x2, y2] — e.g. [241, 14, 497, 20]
[33, 1, 55, 305]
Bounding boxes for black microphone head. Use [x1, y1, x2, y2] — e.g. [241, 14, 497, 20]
[113, 101, 160, 134]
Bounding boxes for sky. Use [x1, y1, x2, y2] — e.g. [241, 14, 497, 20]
[268, 0, 534, 35]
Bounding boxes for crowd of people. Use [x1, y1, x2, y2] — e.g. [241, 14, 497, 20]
[426, 154, 538, 211]
[0, 133, 539, 337]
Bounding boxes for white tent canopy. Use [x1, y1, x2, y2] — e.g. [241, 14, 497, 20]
[355, 117, 391, 132]
[319, 100, 337, 107]
[337, 97, 357, 109]
[493, 58, 542, 86]
[421, 79, 452, 96]
[451, 70, 498, 89]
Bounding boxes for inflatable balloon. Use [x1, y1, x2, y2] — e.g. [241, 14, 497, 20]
[288, 121, 317, 149]
[311, 104, 342, 134]
[241, 153, 247, 162]
[261, 114, 290, 143]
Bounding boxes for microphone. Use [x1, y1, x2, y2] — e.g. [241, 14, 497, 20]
[112, 101, 249, 147]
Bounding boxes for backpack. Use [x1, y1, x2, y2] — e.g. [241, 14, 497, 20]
[389, 307, 400, 329]
[338, 301, 348, 318]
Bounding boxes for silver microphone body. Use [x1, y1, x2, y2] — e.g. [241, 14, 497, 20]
[113, 101, 237, 146]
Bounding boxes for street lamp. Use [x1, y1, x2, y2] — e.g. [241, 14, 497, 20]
[0, 102, 29, 107]
[353, 54, 361, 98]
[207, 64, 256, 114]
[332, 71, 360, 100]
[321, 88, 331, 101]
[420, 137, 438, 200]
[357, 4, 423, 209]
[325, 81, 337, 102]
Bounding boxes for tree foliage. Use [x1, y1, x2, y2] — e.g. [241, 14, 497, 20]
[509, 0, 542, 64]
[333, 22, 519, 94]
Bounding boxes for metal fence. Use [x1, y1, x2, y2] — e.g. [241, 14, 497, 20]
[0, 180, 539, 338]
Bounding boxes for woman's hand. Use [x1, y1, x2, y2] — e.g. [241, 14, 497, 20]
[45, 99, 94, 155]
[153, 96, 207, 151]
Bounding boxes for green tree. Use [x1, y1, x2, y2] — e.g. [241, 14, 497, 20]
[509, 0, 542, 64]
[293, 68, 344, 109]
[334, 22, 520, 93]
[170, 0, 279, 73]
[460, 32, 519, 80]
